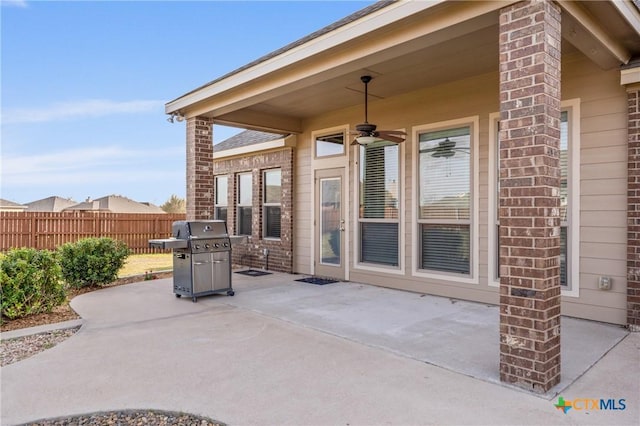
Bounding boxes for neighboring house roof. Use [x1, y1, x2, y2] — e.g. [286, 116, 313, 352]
[63, 195, 166, 214]
[0, 198, 27, 212]
[215, 130, 286, 152]
[25, 196, 77, 212]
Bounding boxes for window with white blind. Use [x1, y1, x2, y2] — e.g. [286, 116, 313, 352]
[492, 109, 575, 289]
[263, 169, 282, 239]
[418, 126, 472, 275]
[237, 173, 252, 236]
[358, 141, 399, 267]
[214, 176, 228, 223]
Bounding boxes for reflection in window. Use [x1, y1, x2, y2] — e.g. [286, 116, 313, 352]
[264, 169, 282, 239]
[237, 173, 252, 236]
[359, 141, 399, 266]
[418, 126, 471, 275]
[316, 132, 345, 157]
[214, 176, 228, 223]
[320, 178, 341, 265]
[559, 110, 568, 286]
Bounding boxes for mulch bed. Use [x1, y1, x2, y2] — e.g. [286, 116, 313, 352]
[18, 409, 224, 425]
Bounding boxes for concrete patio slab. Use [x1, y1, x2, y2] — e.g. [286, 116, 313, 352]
[1, 274, 637, 426]
[221, 273, 629, 396]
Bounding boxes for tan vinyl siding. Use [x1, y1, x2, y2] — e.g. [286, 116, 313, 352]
[293, 143, 312, 274]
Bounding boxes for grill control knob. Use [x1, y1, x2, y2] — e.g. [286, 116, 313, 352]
[204, 244, 210, 249]
[214, 243, 220, 248]
[195, 244, 200, 250]
[223, 242, 229, 247]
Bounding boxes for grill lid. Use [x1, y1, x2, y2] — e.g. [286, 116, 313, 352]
[172, 220, 228, 239]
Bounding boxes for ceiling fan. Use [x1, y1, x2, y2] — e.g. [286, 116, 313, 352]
[350, 75, 406, 146]
[420, 137, 470, 158]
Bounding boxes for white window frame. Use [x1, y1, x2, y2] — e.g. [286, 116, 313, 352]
[488, 99, 580, 297]
[314, 129, 347, 160]
[353, 134, 405, 275]
[263, 168, 282, 240]
[237, 172, 253, 236]
[411, 116, 479, 284]
[214, 175, 228, 222]
[310, 125, 350, 278]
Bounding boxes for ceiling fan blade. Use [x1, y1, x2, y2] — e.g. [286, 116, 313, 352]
[376, 132, 405, 143]
[378, 130, 407, 136]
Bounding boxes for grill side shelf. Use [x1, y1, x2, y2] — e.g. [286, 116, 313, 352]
[148, 239, 189, 250]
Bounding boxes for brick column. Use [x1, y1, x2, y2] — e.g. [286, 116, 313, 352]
[498, 0, 562, 393]
[186, 116, 214, 220]
[628, 85, 640, 331]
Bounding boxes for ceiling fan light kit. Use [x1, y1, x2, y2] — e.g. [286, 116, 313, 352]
[351, 75, 406, 146]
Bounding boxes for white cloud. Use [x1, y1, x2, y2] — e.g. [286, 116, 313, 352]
[1, 0, 28, 8]
[2, 99, 164, 124]
[2, 145, 183, 184]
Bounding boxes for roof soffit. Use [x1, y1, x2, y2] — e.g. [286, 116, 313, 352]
[560, 0, 640, 69]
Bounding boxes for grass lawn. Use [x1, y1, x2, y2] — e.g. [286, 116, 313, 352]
[119, 253, 173, 277]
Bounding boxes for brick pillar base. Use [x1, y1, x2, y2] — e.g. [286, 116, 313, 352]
[186, 116, 214, 221]
[628, 86, 640, 331]
[498, 0, 562, 393]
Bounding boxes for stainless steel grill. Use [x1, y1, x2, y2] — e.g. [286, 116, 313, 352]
[149, 220, 234, 302]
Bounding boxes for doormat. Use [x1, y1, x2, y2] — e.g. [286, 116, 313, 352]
[235, 269, 272, 277]
[295, 277, 338, 285]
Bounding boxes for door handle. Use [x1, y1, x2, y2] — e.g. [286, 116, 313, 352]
[340, 219, 345, 231]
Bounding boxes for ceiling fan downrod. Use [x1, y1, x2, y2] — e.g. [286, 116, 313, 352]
[361, 75, 372, 124]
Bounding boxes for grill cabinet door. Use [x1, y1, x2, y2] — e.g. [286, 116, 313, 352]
[212, 251, 231, 290]
[192, 253, 214, 294]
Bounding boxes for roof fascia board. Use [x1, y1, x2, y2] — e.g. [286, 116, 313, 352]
[213, 134, 297, 159]
[559, 0, 632, 65]
[166, 0, 446, 114]
[611, 0, 640, 34]
[621, 66, 640, 85]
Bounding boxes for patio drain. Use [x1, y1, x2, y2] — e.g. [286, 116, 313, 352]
[235, 269, 272, 277]
[295, 277, 338, 285]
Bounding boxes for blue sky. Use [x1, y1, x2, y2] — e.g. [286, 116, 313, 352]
[1, 0, 373, 205]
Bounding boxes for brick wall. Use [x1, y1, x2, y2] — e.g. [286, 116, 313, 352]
[186, 117, 214, 220]
[213, 148, 294, 273]
[628, 87, 640, 331]
[498, 0, 562, 393]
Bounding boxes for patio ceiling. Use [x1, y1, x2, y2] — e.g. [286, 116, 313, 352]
[167, 1, 640, 134]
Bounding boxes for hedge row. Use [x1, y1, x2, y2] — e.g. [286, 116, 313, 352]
[1, 238, 130, 320]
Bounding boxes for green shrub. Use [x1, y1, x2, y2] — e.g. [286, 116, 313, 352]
[0, 248, 66, 320]
[58, 238, 131, 288]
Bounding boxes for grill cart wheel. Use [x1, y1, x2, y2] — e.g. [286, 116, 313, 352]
[192, 296, 197, 303]
[227, 291, 235, 296]
[175, 294, 181, 298]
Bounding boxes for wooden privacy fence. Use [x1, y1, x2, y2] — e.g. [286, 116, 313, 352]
[0, 212, 186, 254]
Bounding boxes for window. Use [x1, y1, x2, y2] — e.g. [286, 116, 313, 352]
[214, 176, 228, 223]
[359, 141, 399, 266]
[418, 126, 472, 275]
[492, 105, 578, 291]
[237, 173, 252, 235]
[559, 110, 569, 287]
[263, 169, 282, 239]
[315, 132, 345, 158]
